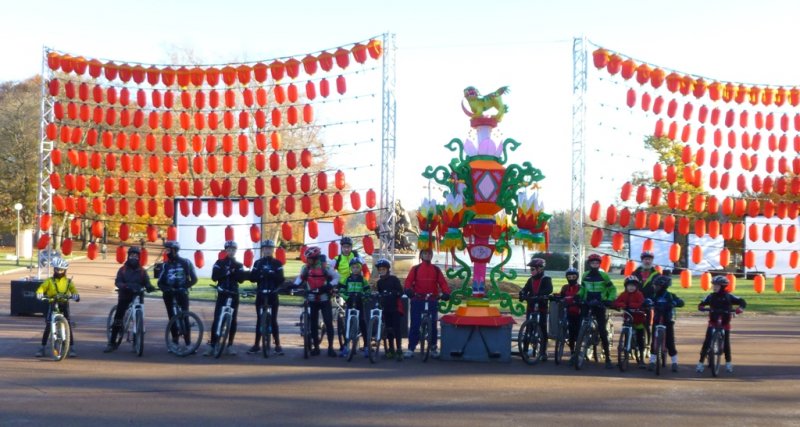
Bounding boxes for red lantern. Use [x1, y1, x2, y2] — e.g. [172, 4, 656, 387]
[590, 228, 603, 248]
[350, 191, 362, 211]
[308, 220, 319, 239]
[328, 241, 339, 259]
[87, 242, 98, 260]
[719, 248, 730, 267]
[37, 234, 51, 251]
[333, 192, 344, 212]
[285, 196, 296, 214]
[319, 193, 330, 213]
[333, 216, 345, 236]
[282, 222, 292, 241]
[680, 270, 692, 289]
[243, 249, 254, 268]
[744, 250, 756, 268]
[611, 232, 624, 252]
[754, 275, 765, 294]
[669, 243, 681, 263]
[61, 238, 73, 256]
[363, 236, 375, 255]
[301, 195, 312, 214]
[366, 211, 378, 231]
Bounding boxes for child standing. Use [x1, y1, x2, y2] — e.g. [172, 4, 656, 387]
[35, 258, 79, 358]
[697, 275, 746, 373]
[648, 275, 684, 372]
[375, 258, 404, 361]
[612, 276, 647, 368]
[559, 268, 581, 363]
[519, 257, 553, 362]
[339, 257, 371, 358]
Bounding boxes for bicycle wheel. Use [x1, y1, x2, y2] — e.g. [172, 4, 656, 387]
[575, 322, 591, 370]
[420, 317, 432, 362]
[260, 309, 272, 358]
[300, 311, 311, 359]
[50, 316, 70, 362]
[518, 320, 540, 365]
[106, 305, 117, 342]
[123, 309, 134, 345]
[134, 310, 144, 357]
[367, 317, 380, 364]
[710, 330, 723, 377]
[167, 312, 204, 357]
[606, 319, 615, 349]
[336, 312, 346, 350]
[553, 320, 567, 365]
[617, 329, 629, 372]
[654, 328, 664, 376]
[214, 313, 231, 359]
[347, 315, 359, 362]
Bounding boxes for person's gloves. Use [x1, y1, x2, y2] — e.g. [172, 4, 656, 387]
[320, 284, 333, 293]
[36, 292, 44, 300]
[72, 294, 80, 302]
[404, 289, 414, 298]
[440, 293, 450, 302]
[735, 307, 743, 315]
[518, 291, 525, 302]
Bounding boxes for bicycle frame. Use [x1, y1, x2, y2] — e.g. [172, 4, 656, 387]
[42, 294, 72, 361]
[128, 293, 145, 337]
[216, 294, 235, 338]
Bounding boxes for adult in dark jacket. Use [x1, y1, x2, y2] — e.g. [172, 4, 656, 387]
[204, 240, 247, 356]
[157, 240, 198, 348]
[247, 239, 285, 355]
[376, 258, 404, 361]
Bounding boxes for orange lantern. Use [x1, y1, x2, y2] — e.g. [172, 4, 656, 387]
[719, 248, 730, 267]
[774, 275, 785, 293]
[669, 243, 681, 263]
[611, 232, 624, 252]
[765, 250, 776, 269]
[600, 255, 612, 272]
[727, 274, 737, 292]
[753, 275, 765, 294]
[680, 270, 691, 289]
[700, 272, 711, 291]
[744, 250, 755, 268]
[87, 242, 98, 260]
[692, 245, 703, 265]
[590, 228, 603, 248]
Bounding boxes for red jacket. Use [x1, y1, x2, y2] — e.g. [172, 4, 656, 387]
[404, 262, 450, 299]
[613, 290, 646, 325]
[559, 283, 581, 317]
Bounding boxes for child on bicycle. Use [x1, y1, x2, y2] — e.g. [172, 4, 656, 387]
[518, 257, 552, 362]
[559, 268, 581, 363]
[293, 246, 339, 357]
[403, 248, 450, 359]
[157, 240, 198, 351]
[633, 251, 660, 357]
[338, 257, 371, 358]
[577, 253, 617, 368]
[648, 274, 684, 372]
[612, 275, 647, 368]
[105, 246, 155, 353]
[204, 240, 247, 357]
[35, 258, 79, 358]
[696, 275, 746, 373]
[248, 239, 285, 355]
[376, 258, 404, 361]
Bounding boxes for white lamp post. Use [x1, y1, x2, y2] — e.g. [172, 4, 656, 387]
[13, 203, 22, 266]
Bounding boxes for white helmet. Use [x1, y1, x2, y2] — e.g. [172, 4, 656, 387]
[52, 258, 70, 270]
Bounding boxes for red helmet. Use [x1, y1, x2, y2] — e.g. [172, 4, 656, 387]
[527, 257, 546, 269]
[304, 246, 321, 260]
[587, 253, 602, 263]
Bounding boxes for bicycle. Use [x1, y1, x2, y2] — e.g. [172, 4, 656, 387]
[40, 294, 75, 361]
[293, 289, 315, 359]
[342, 292, 364, 362]
[616, 308, 645, 372]
[318, 292, 346, 352]
[366, 291, 392, 364]
[256, 287, 284, 358]
[210, 286, 253, 359]
[414, 293, 439, 362]
[574, 300, 611, 370]
[651, 311, 670, 376]
[164, 288, 204, 357]
[700, 308, 735, 377]
[549, 295, 570, 365]
[517, 296, 549, 365]
[106, 290, 146, 357]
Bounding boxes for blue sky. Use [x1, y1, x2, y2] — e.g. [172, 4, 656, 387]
[3, 0, 800, 211]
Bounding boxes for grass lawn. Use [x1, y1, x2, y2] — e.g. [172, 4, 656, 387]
[159, 262, 799, 315]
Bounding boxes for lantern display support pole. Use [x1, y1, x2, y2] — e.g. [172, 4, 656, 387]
[38, 46, 56, 279]
[570, 36, 588, 274]
[378, 32, 397, 264]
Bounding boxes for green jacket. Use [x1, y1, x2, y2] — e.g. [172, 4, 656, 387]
[578, 269, 616, 302]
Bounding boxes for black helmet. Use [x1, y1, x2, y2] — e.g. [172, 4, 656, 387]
[224, 240, 237, 250]
[527, 257, 546, 269]
[260, 239, 276, 248]
[128, 246, 141, 255]
[565, 267, 579, 278]
[164, 240, 180, 251]
[624, 275, 642, 286]
[348, 257, 363, 267]
[640, 250, 654, 260]
[711, 275, 729, 288]
[340, 237, 353, 246]
[375, 258, 391, 270]
[653, 275, 671, 288]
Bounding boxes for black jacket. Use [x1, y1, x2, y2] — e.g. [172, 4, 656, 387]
[157, 257, 198, 291]
[115, 263, 153, 294]
[376, 275, 403, 312]
[212, 257, 246, 292]
[249, 256, 285, 292]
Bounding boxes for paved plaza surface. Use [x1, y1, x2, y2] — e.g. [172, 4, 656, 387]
[1, 259, 799, 426]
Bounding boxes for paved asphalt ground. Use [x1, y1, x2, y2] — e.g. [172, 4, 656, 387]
[1, 259, 799, 426]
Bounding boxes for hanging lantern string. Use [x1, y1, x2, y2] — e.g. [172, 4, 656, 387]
[588, 40, 794, 89]
[44, 33, 385, 69]
[62, 205, 389, 230]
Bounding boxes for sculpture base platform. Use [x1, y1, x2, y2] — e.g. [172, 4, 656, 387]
[439, 314, 514, 363]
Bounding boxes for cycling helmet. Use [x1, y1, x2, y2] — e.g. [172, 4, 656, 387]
[260, 239, 276, 248]
[587, 253, 602, 263]
[304, 246, 321, 260]
[640, 250, 654, 260]
[624, 275, 642, 286]
[375, 258, 391, 270]
[164, 240, 180, 251]
[711, 275, 729, 288]
[128, 246, 142, 255]
[340, 236, 353, 246]
[224, 240, 237, 250]
[349, 257, 363, 267]
[653, 274, 672, 288]
[565, 267, 579, 278]
[52, 258, 69, 270]
[527, 257, 546, 268]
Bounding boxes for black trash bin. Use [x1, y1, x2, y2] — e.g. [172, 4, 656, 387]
[10, 279, 47, 316]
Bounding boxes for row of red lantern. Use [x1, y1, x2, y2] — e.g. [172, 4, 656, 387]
[595, 48, 800, 107]
[49, 79, 336, 109]
[46, 40, 382, 85]
[49, 102, 315, 131]
[52, 149, 322, 176]
[655, 146, 800, 177]
[630, 89, 800, 132]
[50, 171, 352, 199]
[653, 120, 800, 155]
[49, 126, 286, 152]
[651, 160, 800, 194]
